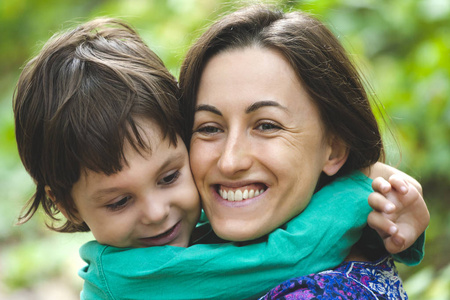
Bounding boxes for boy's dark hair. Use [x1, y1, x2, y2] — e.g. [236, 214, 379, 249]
[13, 18, 182, 232]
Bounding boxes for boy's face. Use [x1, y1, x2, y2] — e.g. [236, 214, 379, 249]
[70, 121, 200, 248]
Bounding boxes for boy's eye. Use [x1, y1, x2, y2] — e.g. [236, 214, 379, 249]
[106, 196, 131, 211]
[159, 170, 181, 185]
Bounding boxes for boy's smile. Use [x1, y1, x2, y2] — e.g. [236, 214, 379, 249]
[138, 220, 183, 247]
[70, 120, 200, 248]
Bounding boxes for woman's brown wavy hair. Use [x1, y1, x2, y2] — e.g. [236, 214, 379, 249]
[179, 5, 385, 189]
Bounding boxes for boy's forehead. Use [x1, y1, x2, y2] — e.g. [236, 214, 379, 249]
[74, 116, 184, 186]
[124, 117, 165, 150]
[74, 132, 186, 198]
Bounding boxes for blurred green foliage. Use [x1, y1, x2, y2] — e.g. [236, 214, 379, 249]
[1, 0, 449, 298]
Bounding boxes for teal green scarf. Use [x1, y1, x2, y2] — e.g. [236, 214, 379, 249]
[79, 172, 423, 300]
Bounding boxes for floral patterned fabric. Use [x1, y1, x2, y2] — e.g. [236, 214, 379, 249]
[260, 256, 407, 300]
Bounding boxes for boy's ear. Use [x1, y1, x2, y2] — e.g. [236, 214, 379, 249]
[322, 136, 349, 176]
[44, 185, 82, 224]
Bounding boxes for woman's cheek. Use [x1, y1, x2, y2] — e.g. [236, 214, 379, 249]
[189, 138, 210, 185]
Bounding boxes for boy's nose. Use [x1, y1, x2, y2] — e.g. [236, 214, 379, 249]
[140, 198, 169, 225]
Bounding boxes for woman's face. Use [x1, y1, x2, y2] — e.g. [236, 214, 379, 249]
[190, 46, 343, 241]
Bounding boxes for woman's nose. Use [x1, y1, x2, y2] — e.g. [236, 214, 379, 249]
[140, 197, 169, 225]
[217, 130, 252, 176]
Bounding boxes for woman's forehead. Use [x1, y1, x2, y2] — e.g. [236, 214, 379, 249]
[197, 47, 314, 112]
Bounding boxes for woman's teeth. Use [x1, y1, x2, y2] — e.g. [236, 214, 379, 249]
[219, 188, 266, 201]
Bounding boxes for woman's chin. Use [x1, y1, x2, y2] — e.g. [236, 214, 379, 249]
[212, 224, 264, 242]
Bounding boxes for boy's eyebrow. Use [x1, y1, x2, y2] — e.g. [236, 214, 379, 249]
[90, 150, 185, 202]
[91, 187, 122, 202]
[156, 151, 185, 174]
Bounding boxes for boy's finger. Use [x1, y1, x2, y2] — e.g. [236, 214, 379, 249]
[392, 180, 421, 208]
[385, 233, 407, 254]
[367, 211, 398, 237]
[382, 165, 423, 195]
[372, 177, 391, 194]
[388, 174, 409, 195]
[368, 192, 396, 214]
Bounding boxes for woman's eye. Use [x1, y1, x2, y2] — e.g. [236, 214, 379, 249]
[256, 122, 281, 131]
[106, 196, 131, 211]
[159, 170, 181, 185]
[195, 125, 221, 135]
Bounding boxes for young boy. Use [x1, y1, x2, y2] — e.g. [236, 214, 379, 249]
[13, 18, 200, 248]
[13, 18, 427, 299]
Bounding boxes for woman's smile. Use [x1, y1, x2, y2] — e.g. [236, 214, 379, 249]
[215, 181, 267, 200]
[218, 184, 267, 202]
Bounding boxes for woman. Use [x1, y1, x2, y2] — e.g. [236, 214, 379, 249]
[179, 4, 426, 298]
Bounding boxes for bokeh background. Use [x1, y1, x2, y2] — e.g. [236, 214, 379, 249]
[1, 0, 449, 299]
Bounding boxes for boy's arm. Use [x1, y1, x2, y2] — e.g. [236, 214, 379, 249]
[361, 162, 429, 265]
[368, 175, 429, 255]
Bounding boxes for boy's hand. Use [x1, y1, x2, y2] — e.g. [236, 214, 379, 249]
[368, 174, 429, 254]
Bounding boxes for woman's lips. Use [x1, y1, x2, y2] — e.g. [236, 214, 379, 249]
[219, 188, 266, 201]
[217, 184, 267, 202]
[139, 221, 181, 247]
[213, 184, 267, 207]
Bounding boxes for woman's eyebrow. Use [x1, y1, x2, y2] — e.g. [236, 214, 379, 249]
[245, 100, 288, 113]
[195, 104, 222, 116]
